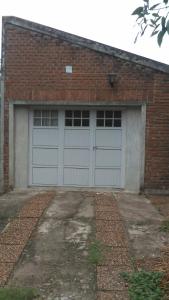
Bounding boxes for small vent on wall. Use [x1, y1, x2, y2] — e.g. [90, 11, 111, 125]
[65, 65, 73, 73]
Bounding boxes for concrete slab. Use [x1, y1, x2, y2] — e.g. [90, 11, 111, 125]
[115, 193, 163, 223]
[8, 190, 95, 300]
[115, 192, 169, 259]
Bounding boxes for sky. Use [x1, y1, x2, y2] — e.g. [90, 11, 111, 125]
[0, 0, 168, 64]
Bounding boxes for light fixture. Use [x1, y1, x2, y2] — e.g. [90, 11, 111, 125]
[108, 73, 117, 87]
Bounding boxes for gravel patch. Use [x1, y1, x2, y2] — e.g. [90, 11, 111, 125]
[0, 218, 39, 245]
[136, 257, 167, 272]
[0, 245, 23, 263]
[0, 263, 14, 286]
[99, 247, 132, 267]
[97, 291, 129, 300]
[95, 210, 122, 221]
[95, 193, 132, 299]
[0, 191, 55, 286]
[95, 220, 125, 232]
[95, 204, 119, 212]
[96, 230, 128, 247]
[97, 266, 131, 291]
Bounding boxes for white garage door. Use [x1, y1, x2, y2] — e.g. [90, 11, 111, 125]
[29, 109, 124, 187]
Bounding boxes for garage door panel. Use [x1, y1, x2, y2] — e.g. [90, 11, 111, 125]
[64, 149, 89, 166]
[95, 169, 121, 187]
[64, 129, 90, 147]
[30, 110, 123, 187]
[32, 167, 58, 185]
[32, 148, 58, 166]
[33, 128, 59, 146]
[95, 149, 121, 167]
[64, 168, 89, 186]
[95, 130, 122, 148]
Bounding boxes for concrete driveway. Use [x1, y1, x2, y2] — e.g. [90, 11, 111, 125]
[115, 192, 168, 259]
[8, 190, 96, 300]
[2, 189, 168, 299]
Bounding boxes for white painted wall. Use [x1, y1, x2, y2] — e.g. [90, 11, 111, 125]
[125, 108, 142, 192]
[15, 107, 29, 187]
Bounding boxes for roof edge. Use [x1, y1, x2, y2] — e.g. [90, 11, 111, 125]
[2, 16, 169, 74]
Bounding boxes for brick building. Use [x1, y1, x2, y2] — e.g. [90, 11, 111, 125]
[1, 16, 169, 192]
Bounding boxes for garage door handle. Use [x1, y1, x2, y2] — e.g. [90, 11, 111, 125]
[93, 146, 98, 150]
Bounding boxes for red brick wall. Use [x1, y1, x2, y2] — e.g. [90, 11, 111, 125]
[3, 23, 169, 190]
[145, 73, 169, 190]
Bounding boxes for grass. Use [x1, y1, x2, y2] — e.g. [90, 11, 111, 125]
[0, 287, 38, 300]
[159, 220, 169, 232]
[121, 270, 164, 300]
[87, 240, 104, 265]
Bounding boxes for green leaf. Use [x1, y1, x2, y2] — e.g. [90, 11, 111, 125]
[161, 16, 166, 29]
[150, 3, 160, 10]
[151, 19, 156, 25]
[154, 16, 161, 24]
[141, 25, 148, 35]
[134, 32, 140, 43]
[121, 271, 164, 299]
[136, 12, 145, 20]
[152, 13, 159, 17]
[157, 30, 166, 46]
[132, 7, 144, 15]
[167, 20, 169, 34]
[155, 23, 160, 29]
[151, 30, 159, 36]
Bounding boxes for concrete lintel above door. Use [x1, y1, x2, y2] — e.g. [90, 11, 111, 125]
[11, 99, 147, 108]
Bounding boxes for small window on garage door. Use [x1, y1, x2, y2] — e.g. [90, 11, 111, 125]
[65, 110, 90, 127]
[96, 110, 121, 127]
[33, 110, 58, 127]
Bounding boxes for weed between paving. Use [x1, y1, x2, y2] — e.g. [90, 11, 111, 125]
[0, 287, 38, 300]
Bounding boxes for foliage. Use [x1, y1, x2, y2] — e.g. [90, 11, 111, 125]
[159, 219, 169, 232]
[87, 240, 104, 265]
[132, 0, 169, 46]
[0, 287, 38, 300]
[121, 270, 164, 300]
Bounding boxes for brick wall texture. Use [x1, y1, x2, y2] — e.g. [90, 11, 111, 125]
[3, 24, 169, 190]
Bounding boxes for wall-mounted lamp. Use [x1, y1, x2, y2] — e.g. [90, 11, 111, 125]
[108, 73, 117, 87]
